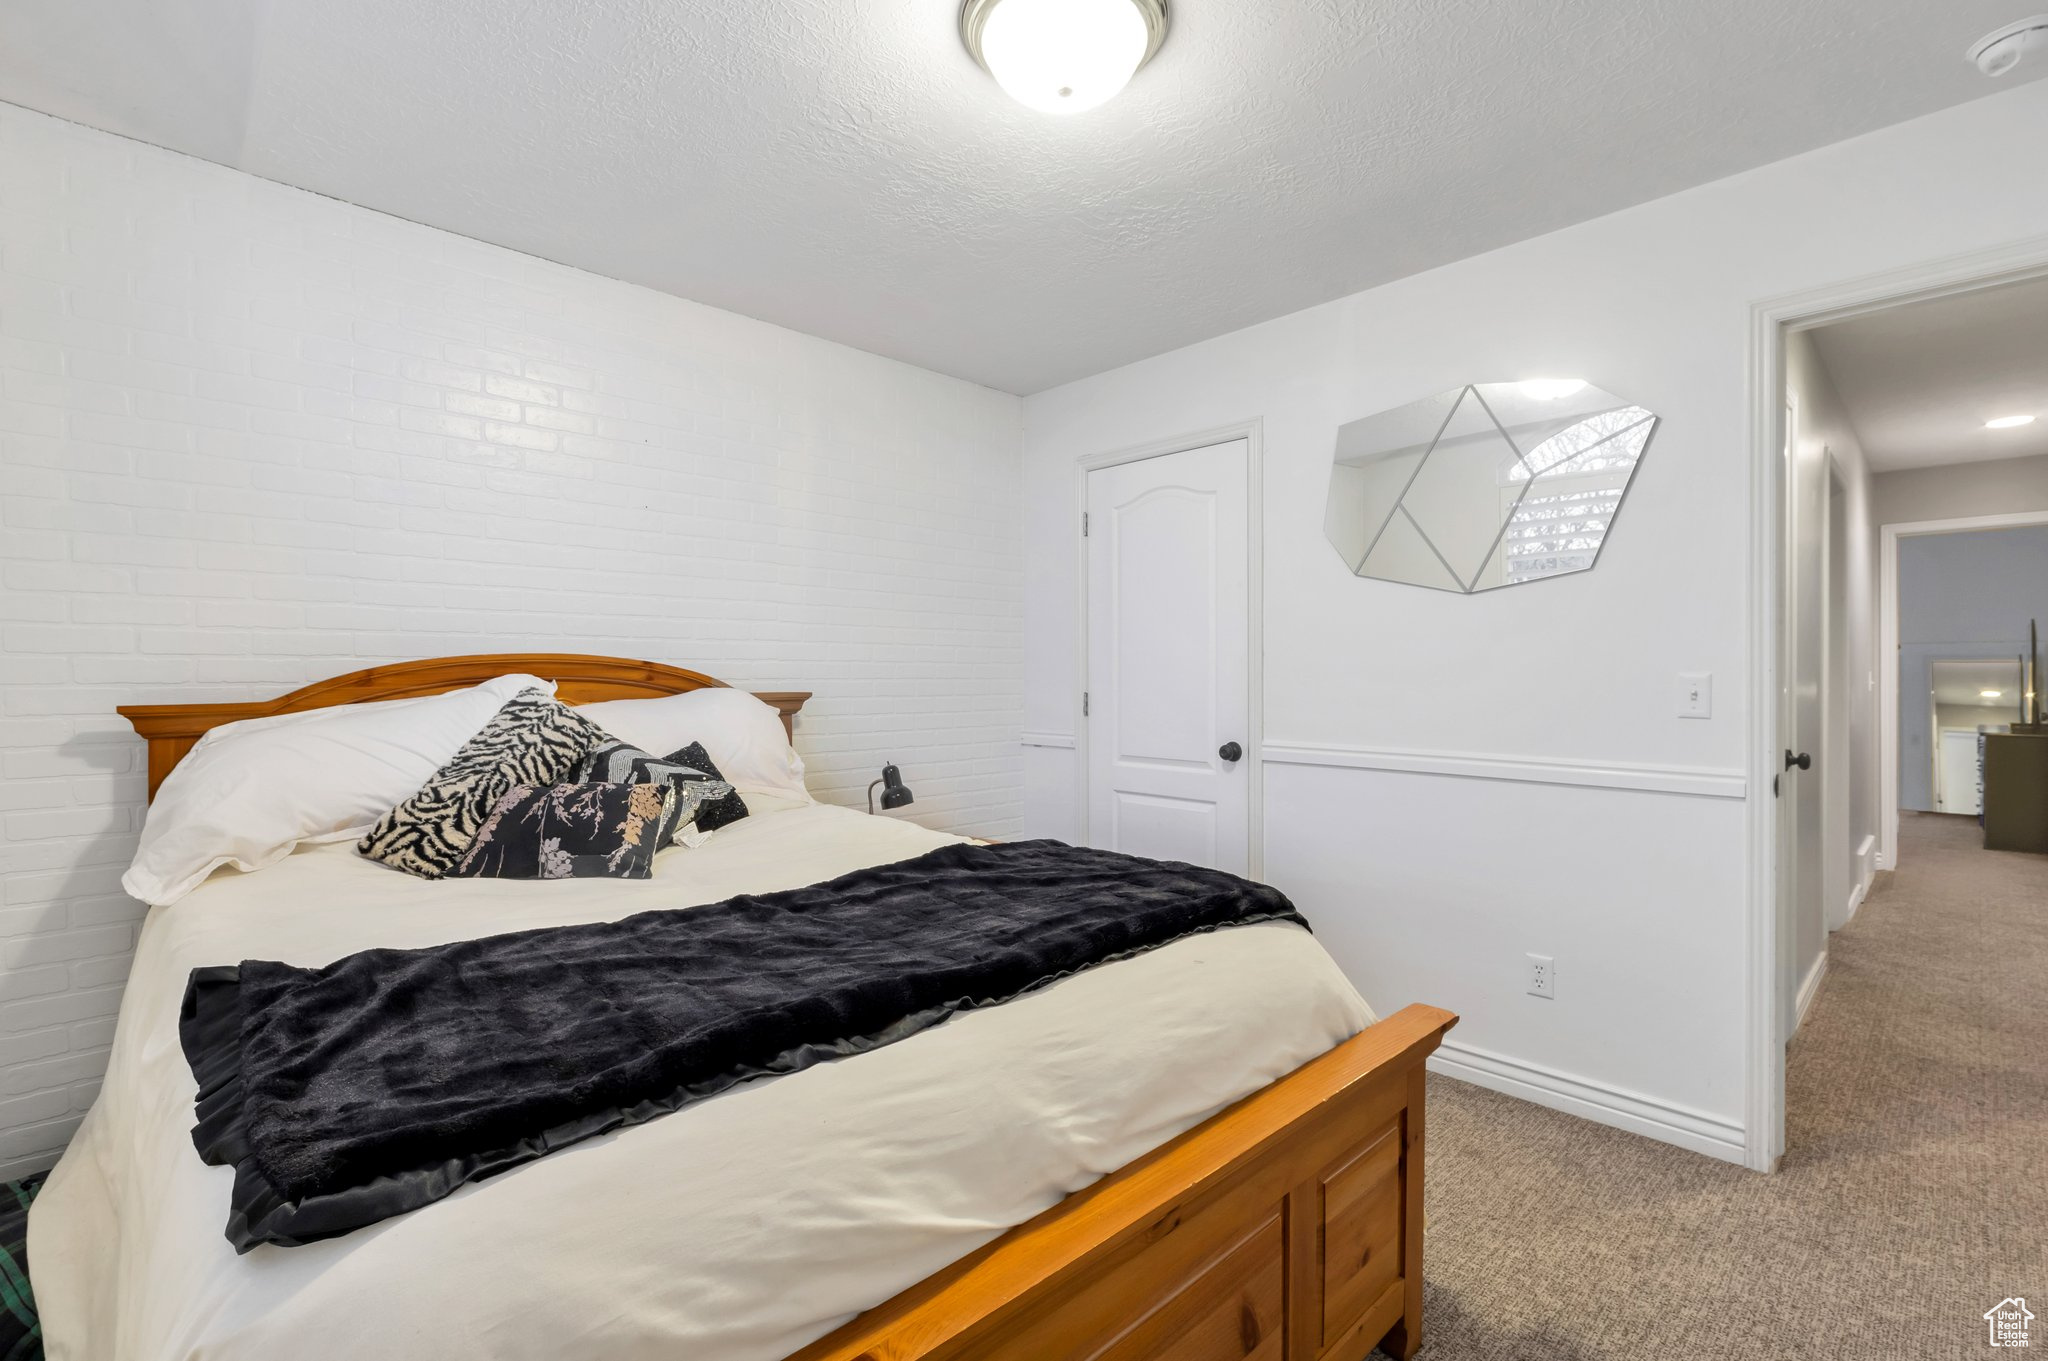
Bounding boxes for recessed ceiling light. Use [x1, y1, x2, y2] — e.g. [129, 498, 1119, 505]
[961, 0, 1168, 115]
[1517, 378, 1588, 401]
[1983, 689, 2005, 699]
[1986, 414, 2036, 429]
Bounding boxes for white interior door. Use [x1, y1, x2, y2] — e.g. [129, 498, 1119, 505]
[1085, 439, 1251, 872]
[1937, 730, 1982, 815]
[1779, 403, 1825, 1045]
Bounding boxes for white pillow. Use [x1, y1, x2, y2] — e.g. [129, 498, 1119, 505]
[576, 688, 809, 802]
[123, 674, 554, 906]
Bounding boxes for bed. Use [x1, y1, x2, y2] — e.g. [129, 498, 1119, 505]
[32, 654, 1455, 1361]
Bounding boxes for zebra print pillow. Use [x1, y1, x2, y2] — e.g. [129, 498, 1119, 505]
[357, 689, 608, 878]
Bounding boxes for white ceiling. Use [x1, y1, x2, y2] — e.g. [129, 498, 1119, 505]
[1811, 273, 2048, 472]
[2, 0, 2040, 393]
[1930, 657, 2026, 710]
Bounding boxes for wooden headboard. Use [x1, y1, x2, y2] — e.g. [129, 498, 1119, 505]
[118, 653, 811, 801]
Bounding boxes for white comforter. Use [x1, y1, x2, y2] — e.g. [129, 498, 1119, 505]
[32, 803, 1372, 1361]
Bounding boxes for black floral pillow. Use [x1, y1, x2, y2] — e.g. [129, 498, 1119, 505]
[358, 689, 608, 878]
[663, 742, 750, 832]
[575, 740, 735, 844]
[450, 783, 680, 880]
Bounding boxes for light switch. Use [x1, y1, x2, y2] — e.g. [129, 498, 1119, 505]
[1678, 672, 1712, 719]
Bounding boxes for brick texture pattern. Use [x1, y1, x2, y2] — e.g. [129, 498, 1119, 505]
[0, 106, 1024, 1178]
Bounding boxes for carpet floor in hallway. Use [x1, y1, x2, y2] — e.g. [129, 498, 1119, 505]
[1382, 811, 2045, 1359]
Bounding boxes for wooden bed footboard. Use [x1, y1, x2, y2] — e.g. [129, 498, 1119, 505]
[786, 1002, 1457, 1361]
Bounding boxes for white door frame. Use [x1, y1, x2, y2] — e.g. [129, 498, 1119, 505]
[1772, 386, 1804, 1055]
[1075, 420, 1266, 878]
[1821, 453, 1852, 936]
[1879, 509, 2048, 860]
[1744, 231, 2048, 1172]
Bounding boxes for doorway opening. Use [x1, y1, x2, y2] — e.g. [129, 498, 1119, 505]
[1928, 658, 2026, 814]
[1750, 251, 2048, 1171]
[1881, 516, 2048, 861]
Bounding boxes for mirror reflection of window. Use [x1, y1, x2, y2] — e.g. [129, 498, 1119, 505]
[1493, 405, 1656, 588]
[1323, 382, 1659, 594]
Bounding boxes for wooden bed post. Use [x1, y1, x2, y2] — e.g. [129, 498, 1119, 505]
[1376, 1063, 1430, 1360]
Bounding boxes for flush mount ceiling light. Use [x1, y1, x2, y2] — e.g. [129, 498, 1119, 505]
[1516, 378, 1589, 400]
[1987, 414, 2037, 428]
[961, 0, 1169, 114]
[1984, 689, 2006, 699]
[1969, 16, 2048, 76]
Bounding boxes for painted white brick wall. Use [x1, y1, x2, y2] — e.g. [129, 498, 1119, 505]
[0, 106, 1024, 1179]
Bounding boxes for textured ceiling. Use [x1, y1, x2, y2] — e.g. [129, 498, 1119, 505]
[1811, 273, 2048, 472]
[2, 0, 2041, 393]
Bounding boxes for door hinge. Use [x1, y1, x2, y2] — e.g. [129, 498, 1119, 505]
[1082, 511, 1089, 537]
[1082, 692, 1090, 717]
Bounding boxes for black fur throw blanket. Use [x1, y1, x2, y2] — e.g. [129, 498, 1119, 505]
[181, 838, 1308, 1250]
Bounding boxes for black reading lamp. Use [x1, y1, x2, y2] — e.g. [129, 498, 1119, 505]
[868, 762, 914, 815]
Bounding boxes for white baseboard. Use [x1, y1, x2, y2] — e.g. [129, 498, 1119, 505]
[1793, 951, 1828, 1034]
[1428, 1039, 1746, 1164]
[1844, 874, 1869, 924]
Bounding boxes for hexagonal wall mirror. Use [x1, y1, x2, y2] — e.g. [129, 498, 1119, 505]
[1322, 380, 1659, 593]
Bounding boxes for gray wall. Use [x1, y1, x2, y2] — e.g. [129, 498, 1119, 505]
[1896, 526, 2048, 811]
[1872, 453, 2048, 529]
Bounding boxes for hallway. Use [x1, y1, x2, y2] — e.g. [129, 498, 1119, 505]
[1392, 811, 2047, 1359]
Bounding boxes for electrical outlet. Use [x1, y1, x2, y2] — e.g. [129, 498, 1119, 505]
[1526, 953, 1555, 999]
[1677, 672, 1712, 719]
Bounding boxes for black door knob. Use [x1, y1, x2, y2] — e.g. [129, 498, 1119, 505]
[1784, 749, 1812, 771]
[1218, 741, 1243, 763]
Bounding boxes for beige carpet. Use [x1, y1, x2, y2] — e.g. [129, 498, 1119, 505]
[1382, 812, 2046, 1359]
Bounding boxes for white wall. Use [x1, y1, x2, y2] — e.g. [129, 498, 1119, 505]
[0, 106, 1024, 1178]
[1022, 79, 2048, 1160]
[1934, 703, 2015, 732]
